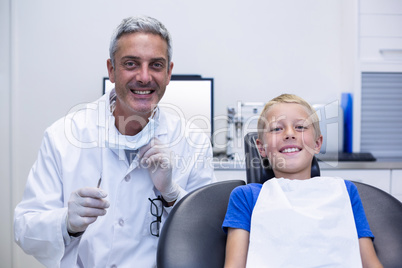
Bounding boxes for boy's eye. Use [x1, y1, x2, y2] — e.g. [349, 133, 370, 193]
[270, 127, 282, 132]
[295, 125, 307, 130]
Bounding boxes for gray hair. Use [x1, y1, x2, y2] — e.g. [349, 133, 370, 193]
[109, 16, 172, 69]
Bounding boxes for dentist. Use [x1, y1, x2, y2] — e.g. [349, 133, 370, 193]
[14, 16, 215, 268]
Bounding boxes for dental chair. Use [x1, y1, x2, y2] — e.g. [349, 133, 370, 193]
[244, 132, 402, 268]
[156, 132, 402, 268]
[156, 180, 245, 268]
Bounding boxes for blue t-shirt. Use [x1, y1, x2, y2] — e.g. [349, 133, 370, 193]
[222, 179, 374, 239]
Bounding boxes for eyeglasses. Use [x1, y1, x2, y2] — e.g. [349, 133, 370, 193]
[148, 196, 163, 237]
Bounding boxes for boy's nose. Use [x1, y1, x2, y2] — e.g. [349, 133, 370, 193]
[284, 127, 296, 140]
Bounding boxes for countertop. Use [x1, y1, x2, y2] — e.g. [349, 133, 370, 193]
[213, 157, 402, 170]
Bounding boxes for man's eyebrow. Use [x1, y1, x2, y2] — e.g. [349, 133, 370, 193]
[121, 56, 167, 62]
[121, 56, 140, 60]
[150, 57, 167, 63]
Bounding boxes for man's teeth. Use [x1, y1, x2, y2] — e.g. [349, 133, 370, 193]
[133, 90, 151, 94]
[282, 148, 300, 153]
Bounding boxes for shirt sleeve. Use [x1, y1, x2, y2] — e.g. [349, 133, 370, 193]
[222, 185, 257, 234]
[13, 126, 76, 267]
[345, 180, 374, 239]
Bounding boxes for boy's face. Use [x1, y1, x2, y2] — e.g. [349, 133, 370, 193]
[256, 103, 323, 180]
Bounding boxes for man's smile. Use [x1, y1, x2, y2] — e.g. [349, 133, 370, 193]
[131, 90, 154, 95]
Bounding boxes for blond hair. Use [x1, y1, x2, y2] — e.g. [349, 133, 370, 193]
[257, 94, 321, 140]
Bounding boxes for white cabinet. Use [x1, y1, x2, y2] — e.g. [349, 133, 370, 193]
[360, 14, 402, 37]
[360, 0, 402, 64]
[360, 0, 402, 14]
[360, 37, 402, 62]
[315, 169, 391, 193]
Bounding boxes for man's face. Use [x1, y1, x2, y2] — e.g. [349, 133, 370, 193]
[107, 32, 173, 118]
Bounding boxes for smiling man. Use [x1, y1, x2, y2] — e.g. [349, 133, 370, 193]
[107, 27, 173, 134]
[14, 16, 215, 267]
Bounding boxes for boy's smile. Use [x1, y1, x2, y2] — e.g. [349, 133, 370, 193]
[279, 145, 302, 154]
[257, 103, 322, 180]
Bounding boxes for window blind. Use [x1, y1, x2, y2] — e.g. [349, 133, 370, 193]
[361, 72, 402, 158]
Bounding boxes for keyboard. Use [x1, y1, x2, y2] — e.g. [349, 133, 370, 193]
[317, 152, 376, 162]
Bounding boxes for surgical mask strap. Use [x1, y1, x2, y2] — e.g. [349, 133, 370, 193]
[149, 106, 159, 120]
[109, 88, 117, 114]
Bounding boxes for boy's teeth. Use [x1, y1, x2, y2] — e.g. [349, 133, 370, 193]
[282, 148, 300, 153]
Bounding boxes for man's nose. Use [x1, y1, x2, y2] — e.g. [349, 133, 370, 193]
[137, 66, 152, 84]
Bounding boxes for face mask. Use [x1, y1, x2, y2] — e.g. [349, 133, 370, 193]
[106, 109, 160, 151]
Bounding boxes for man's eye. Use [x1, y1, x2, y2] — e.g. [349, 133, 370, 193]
[152, 62, 163, 69]
[125, 62, 136, 67]
[271, 127, 282, 132]
[295, 125, 307, 130]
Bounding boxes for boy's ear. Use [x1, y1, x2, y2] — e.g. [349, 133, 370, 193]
[256, 138, 267, 158]
[314, 135, 323, 154]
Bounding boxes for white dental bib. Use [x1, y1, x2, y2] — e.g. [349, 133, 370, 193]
[246, 177, 362, 268]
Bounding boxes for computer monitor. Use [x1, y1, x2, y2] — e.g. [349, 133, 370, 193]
[103, 75, 214, 140]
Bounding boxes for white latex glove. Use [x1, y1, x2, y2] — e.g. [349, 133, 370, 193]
[67, 187, 110, 235]
[139, 138, 180, 202]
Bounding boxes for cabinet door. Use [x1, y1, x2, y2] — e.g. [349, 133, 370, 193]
[321, 169, 391, 193]
[391, 169, 402, 202]
[359, 0, 402, 64]
[360, 0, 402, 14]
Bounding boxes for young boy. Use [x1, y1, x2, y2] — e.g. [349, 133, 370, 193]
[222, 94, 382, 268]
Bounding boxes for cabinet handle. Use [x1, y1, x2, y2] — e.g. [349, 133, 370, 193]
[379, 49, 402, 54]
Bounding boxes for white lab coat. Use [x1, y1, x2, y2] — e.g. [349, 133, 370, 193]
[14, 91, 216, 268]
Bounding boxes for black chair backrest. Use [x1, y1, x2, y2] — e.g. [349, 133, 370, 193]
[354, 181, 402, 268]
[244, 132, 320, 183]
[157, 180, 246, 268]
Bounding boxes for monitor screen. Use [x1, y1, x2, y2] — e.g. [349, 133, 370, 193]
[103, 75, 214, 140]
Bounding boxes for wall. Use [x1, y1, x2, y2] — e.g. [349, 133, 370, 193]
[5, 0, 354, 267]
[1, 0, 12, 267]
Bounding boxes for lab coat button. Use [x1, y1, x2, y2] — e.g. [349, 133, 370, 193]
[119, 219, 124, 226]
[124, 175, 131, 182]
[111, 265, 117, 268]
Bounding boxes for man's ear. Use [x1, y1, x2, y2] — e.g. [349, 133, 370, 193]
[256, 138, 267, 158]
[314, 135, 323, 154]
[106, 59, 115, 83]
[167, 62, 174, 82]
